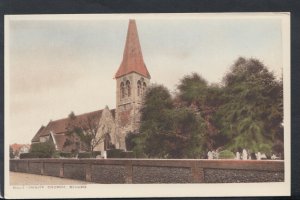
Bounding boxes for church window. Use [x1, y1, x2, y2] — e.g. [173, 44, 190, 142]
[126, 80, 131, 97]
[142, 82, 147, 95]
[120, 82, 125, 99]
[137, 80, 141, 96]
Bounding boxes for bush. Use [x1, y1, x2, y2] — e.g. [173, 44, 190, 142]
[107, 149, 124, 158]
[59, 152, 73, 158]
[125, 132, 138, 151]
[78, 151, 101, 158]
[92, 151, 101, 157]
[30, 141, 55, 158]
[78, 152, 92, 158]
[20, 152, 52, 159]
[218, 150, 235, 159]
[20, 153, 34, 159]
[121, 151, 134, 158]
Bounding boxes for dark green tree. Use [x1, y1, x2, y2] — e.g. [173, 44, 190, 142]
[134, 84, 208, 158]
[176, 73, 223, 150]
[214, 57, 283, 154]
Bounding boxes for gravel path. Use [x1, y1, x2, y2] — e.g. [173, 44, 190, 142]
[10, 172, 90, 185]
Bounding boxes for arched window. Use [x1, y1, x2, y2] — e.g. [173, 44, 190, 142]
[104, 133, 111, 150]
[126, 80, 131, 97]
[142, 82, 147, 95]
[137, 80, 141, 96]
[120, 82, 125, 99]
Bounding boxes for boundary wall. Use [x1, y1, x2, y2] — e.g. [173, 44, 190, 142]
[10, 159, 284, 183]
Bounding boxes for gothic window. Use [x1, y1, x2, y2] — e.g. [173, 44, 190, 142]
[104, 133, 111, 150]
[137, 80, 141, 96]
[120, 82, 125, 99]
[126, 80, 131, 97]
[142, 82, 147, 95]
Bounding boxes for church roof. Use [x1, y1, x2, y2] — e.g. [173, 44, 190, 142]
[115, 19, 151, 79]
[38, 110, 103, 137]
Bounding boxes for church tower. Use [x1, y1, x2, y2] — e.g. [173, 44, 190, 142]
[115, 19, 151, 149]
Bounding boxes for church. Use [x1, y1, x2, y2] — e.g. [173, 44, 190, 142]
[31, 19, 151, 153]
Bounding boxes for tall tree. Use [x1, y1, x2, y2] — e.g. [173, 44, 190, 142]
[214, 57, 283, 154]
[134, 84, 208, 158]
[176, 73, 223, 150]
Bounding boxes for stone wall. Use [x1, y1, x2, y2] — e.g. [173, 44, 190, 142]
[10, 159, 284, 184]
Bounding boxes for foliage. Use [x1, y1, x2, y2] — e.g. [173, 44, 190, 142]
[9, 147, 14, 159]
[129, 57, 283, 158]
[214, 57, 283, 153]
[132, 84, 209, 158]
[176, 73, 223, 150]
[30, 141, 56, 158]
[107, 149, 124, 158]
[125, 131, 137, 151]
[218, 150, 235, 159]
[59, 152, 73, 158]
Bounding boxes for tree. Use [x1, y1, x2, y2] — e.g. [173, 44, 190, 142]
[214, 57, 283, 154]
[9, 146, 14, 159]
[66, 112, 107, 152]
[176, 73, 223, 150]
[134, 84, 208, 158]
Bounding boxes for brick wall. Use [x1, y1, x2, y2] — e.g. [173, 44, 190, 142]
[9, 159, 284, 183]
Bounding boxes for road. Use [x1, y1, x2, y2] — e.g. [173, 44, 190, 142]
[10, 172, 90, 185]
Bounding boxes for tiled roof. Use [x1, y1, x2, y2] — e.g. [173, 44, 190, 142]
[31, 125, 45, 142]
[115, 19, 150, 79]
[10, 143, 30, 152]
[38, 109, 103, 138]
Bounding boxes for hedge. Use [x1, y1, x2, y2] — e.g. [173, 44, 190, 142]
[78, 151, 101, 158]
[20, 152, 51, 159]
[107, 149, 124, 158]
[218, 150, 235, 159]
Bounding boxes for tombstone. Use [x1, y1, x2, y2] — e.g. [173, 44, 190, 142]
[271, 154, 276, 160]
[236, 152, 240, 160]
[261, 153, 267, 160]
[256, 152, 261, 160]
[207, 151, 213, 160]
[102, 150, 107, 159]
[242, 149, 248, 160]
[212, 151, 216, 159]
[215, 150, 219, 159]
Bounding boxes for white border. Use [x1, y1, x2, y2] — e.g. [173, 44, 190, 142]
[4, 13, 291, 198]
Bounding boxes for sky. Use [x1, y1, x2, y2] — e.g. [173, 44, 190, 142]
[6, 14, 285, 144]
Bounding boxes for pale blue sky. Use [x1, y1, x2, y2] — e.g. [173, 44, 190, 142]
[7, 14, 284, 144]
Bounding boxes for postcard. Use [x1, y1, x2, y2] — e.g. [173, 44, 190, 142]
[4, 13, 290, 198]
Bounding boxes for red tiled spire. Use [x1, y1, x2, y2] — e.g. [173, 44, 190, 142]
[115, 19, 151, 79]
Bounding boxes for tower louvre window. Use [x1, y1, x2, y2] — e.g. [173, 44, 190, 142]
[142, 82, 147, 95]
[137, 80, 141, 96]
[120, 82, 125, 99]
[126, 80, 131, 97]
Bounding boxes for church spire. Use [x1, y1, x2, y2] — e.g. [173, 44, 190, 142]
[115, 19, 151, 79]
